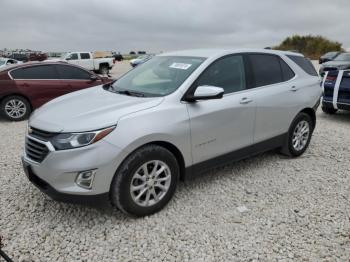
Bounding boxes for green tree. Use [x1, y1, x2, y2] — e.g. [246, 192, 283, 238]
[274, 35, 344, 59]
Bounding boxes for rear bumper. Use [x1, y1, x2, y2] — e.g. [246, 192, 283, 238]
[322, 100, 350, 111]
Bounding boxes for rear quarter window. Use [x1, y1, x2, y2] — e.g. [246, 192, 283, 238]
[287, 55, 318, 76]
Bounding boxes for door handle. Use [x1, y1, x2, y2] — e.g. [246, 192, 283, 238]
[290, 86, 299, 92]
[19, 83, 29, 87]
[240, 97, 253, 104]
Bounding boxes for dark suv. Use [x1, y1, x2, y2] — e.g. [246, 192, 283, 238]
[322, 70, 350, 114]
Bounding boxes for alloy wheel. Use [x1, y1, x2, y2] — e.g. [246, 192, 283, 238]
[292, 120, 310, 151]
[130, 160, 171, 207]
[4, 99, 27, 119]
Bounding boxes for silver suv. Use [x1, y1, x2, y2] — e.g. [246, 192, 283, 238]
[22, 49, 321, 216]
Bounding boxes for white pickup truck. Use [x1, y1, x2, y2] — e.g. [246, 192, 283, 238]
[57, 52, 115, 75]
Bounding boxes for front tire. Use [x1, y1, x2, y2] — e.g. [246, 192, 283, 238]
[110, 145, 179, 217]
[280, 112, 313, 157]
[1, 95, 31, 121]
[322, 106, 337, 114]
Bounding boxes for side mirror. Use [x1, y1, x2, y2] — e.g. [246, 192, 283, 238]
[90, 75, 98, 81]
[185, 85, 224, 102]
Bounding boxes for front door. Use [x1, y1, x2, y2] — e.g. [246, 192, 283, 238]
[186, 55, 256, 165]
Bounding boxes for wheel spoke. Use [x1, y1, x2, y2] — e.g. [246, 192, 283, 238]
[150, 187, 159, 202]
[134, 173, 146, 182]
[131, 183, 146, 192]
[135, 188, 148, 200]
[155, 166, 166, 177]
[144, 190, 151, 206]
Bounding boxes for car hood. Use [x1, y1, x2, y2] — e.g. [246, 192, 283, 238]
[322, 61, 350, 67]
[29, 86, 164, 133]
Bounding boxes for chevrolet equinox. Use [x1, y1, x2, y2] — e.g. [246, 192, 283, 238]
[22, 49, 322, 216]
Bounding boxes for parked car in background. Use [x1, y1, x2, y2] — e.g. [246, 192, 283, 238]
[113, 53, 124, 61]
[0, 62, 112, 121]
[51, 52, 115, 75]
[0, 58, 22, 68]
[322, 69, 350, 114]
[29, 53, 48, 61]
[319, 51, 341, 64]
[7, 53, 29, 62]
[319, 53, 350, 76]
[22, 49, 321, 217]
[130, 54, 154, 67]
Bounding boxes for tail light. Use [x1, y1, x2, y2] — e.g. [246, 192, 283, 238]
[326, 75, 337, 81]
[113, 58, 116, 64]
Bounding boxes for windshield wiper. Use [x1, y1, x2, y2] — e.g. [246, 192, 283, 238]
[115, 90, 145, 97]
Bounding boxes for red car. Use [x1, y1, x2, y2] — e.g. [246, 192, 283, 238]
[0, 62, 112, 121]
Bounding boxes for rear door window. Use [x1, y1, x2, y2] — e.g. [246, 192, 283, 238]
[55, 64, 91, 80]
[287, 55, 318, 76]
[80, 53, 90, 59]
[248, 54, 283, 87]
[11, 65, 58, 79]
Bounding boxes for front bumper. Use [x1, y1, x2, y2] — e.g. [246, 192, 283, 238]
[22, 159, 109, 205]
[22, 136, 128, 204]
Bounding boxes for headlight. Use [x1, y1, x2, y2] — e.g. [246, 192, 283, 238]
[50, 126, 115, 150]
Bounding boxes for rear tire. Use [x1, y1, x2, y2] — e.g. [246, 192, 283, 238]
[110, 145, 179, 217]
[280, 112, 313, 157]
[322, 106, 337, 114]
[1, 95, 31, 121]
[99, 65, 109, 75]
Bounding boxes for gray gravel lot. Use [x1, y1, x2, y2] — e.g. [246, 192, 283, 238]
[1, 61, 350, 261]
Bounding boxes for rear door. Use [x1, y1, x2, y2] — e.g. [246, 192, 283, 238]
[78, 52, 94, 70]
[246, 53, 299, 143]
[10, 64, 64, 108]
[186, 54, 256, 165]
[55, 64, 102, 93]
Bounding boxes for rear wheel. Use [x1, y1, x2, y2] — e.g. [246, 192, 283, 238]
[280, 112, 313, 157]
[1, 95, 31, 121]
[110, 145, 179, 217]
[99, 65, 109, 75]
[322, 106, 337, 114]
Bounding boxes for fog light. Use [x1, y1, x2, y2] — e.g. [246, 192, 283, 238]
[75, 169, 96, 189]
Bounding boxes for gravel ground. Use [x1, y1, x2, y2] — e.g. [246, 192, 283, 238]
[1, 61, 350, 261]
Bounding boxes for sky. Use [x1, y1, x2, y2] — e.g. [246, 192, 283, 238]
[1, 0, 349, 53]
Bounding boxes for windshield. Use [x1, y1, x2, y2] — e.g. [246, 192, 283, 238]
[110, 56, 206, 97]
[323, 52, 337, 58]
[137, 55, 149, 60]
[334, 53, 350, 61]
[0, 60, 5, 66]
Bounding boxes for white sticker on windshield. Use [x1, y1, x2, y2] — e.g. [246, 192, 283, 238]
[169, 63, 192, 70]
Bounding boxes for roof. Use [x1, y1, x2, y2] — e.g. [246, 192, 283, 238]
[0, 61, 84, 73]
[159, 48, 304, 58]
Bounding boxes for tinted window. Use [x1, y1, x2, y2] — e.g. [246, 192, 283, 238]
[280, 59, 295, 81]
[287, 55, 318, 76]
[80, 53, 90, 59]
[196, 55, 246, 94]
[55, 65, 91, 80]
[68, 53, 78, 60]
[11, 65, 58, 79]
[249, 54, 283, 87]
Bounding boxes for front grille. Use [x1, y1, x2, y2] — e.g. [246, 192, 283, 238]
[25, 137, 49, 163]
[30, 127, 57, 141]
